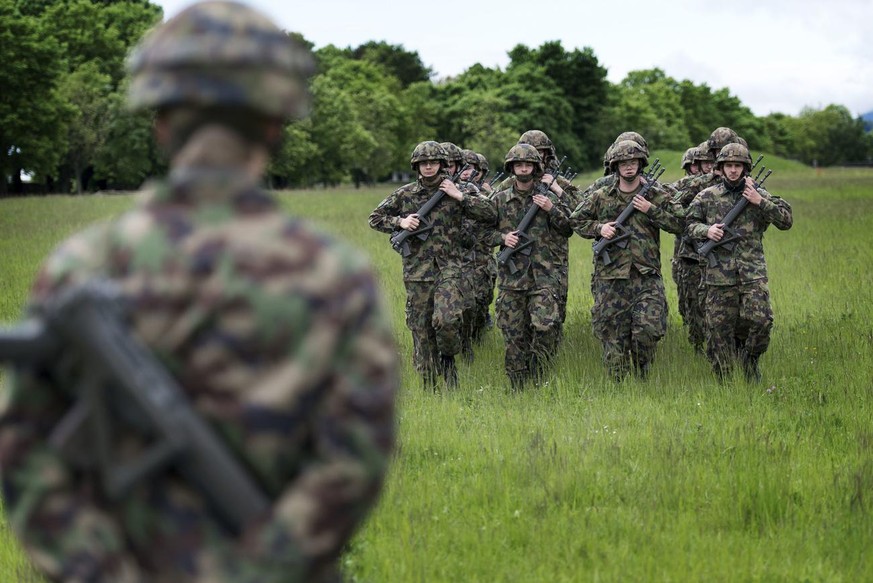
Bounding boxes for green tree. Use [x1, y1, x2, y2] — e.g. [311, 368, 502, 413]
[58, 61, 115, 193]
[0, 0, 68, 194]
[352, 41, 432, 88]
[508, 41, 609, 166]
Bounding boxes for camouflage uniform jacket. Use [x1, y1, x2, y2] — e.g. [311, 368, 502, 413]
[671, 172, 720, 260]
[686, 181, 793, 286]
[0, 163, 398, 582]
[490, 184, 573, 291]
[368, 175, 495, 282]
[570, 180, 683, 280]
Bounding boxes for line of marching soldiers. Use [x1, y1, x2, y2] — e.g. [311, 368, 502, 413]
[368, 127, 793, 390]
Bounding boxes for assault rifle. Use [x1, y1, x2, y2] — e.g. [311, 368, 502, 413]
[389, 164, 470, 257]
[591, 160, 666, 265]
[496, 157, 566, 274]
[696, 166, 772, 266]
[488, 171, 505, 187]
[0, 282, 270, 535]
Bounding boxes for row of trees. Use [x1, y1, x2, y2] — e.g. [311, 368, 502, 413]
[3, 0, 872, 195]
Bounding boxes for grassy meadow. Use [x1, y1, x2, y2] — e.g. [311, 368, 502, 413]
[1, 153, 872, 582]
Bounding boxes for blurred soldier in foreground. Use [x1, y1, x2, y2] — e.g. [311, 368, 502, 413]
[0, 2, 398, 581]
[685, 143, 792, 381]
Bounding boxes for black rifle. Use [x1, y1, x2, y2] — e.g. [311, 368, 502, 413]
[0, 282, 270, 535]
[496, 157, 566, 274]
[389, 164, 470, 257]
[488, 171, 505, 187]
[696, 166, 772, 266]
[591, 161, 666, 265]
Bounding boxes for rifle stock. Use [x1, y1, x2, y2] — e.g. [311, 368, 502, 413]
[0, 282, 270, 535]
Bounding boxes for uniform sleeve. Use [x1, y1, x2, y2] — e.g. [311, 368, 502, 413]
[647, 186, 684, 235]
[685, 193, 711, 240]
[461, 190, 497, 224]
[368, 190, 403, 233]
[546, 195, 574, 238]
[569, 194, 601, 239]
[241, 267, 398, 579]
[757, 189, 793, 231]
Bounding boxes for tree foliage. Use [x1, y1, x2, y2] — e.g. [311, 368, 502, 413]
[3, 11, 870, 195]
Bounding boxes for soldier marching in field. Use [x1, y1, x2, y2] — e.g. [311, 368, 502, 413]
[670, 128, 744, 353]
[579, 131, 651, 202]
[458, 149, 496, 360]
[570, 139, 683, 380]
[491, 144, 574, 389]
[0, 2, 399, 581]
[369, 141, 495, 388]
[685, 143, 793, 381]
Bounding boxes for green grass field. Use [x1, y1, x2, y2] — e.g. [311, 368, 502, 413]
[2, 153, 872, 582]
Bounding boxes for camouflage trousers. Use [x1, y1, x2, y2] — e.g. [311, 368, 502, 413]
[460, 253, 497, 352]
[495, 286, 562, 388]
[672, 257, 706, 352]
[591, 273, 667, 380]
[704, 279, 773, 378]
[405, 276, 465, 381]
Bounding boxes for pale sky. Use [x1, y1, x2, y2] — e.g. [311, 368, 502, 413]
[154, 0, 873, 118]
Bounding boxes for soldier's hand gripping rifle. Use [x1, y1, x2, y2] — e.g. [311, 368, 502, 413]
[696, 165, 772, 266]
[496, 157, 566, 274]
[0, 282, 270, 535]
[389, 164, 470, 257]
[591, 160, 666, 265]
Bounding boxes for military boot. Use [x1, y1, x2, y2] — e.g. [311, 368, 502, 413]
[742, 353, 761, 383]
[440, 354, 458, 388]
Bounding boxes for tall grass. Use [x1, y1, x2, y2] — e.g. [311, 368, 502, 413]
[1, 157, 871, 582]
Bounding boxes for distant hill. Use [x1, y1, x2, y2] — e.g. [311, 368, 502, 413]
[863, 110, 873, 131]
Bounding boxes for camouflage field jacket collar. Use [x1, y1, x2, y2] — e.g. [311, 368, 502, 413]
[144, 166, 270, 207]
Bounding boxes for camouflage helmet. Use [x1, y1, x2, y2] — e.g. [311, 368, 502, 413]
[410, 140, 448, 170]
[614, 131, 649, 156]
[707, 127, 740, 155]
[518, 130, 556, 161]
[126, 1, 315, 119]
[461, 149, 481, 171]
[693, 141, 715, 163]
[440, 142, 464, 164]
[602, 143, 615, 175]
[716, 142, 753, 171]
[476, 153, 489, 175]
[681, 147, 697, 171]
[504, 143, 544, 175]
[608, 139, 648, 172]
[737, 136, 749, 148]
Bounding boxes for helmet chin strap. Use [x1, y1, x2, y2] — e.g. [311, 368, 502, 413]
[516, 174, 534, 184]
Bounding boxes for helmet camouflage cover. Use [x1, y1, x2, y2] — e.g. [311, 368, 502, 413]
[693, 141, 715, 163]
[476, 153, 489, 175]
[608, 139, 648, 172]
[681, 147, 697, 170]
[440, 142, 464, 164]
[504, 143, 544, 175]
[127, 1, 316, 119]
[707, 127, 740, 155]
[518, 130, 556, 160]
[461, 149, 481, 171]
[614, 131, 649, 156]
[716, 142, 753, 170]
[410, 140, 448, 170]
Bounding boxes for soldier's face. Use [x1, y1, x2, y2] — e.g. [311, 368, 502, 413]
[461, 166, 476, 181]
[689, 162, 700, 175]
[722, 162, 745, 182]
[699, 160, 714, 174]
[446, 162, 458, 176]
[618, 159, 639, 178]
[513, 161, 535, 177]
[419, 160, 441, 178]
